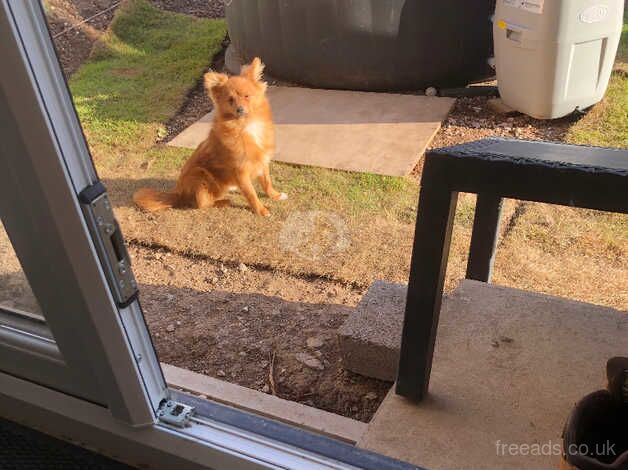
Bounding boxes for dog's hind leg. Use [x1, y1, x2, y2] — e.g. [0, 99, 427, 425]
[195, 186, 213, 209]
[178, 167, 220, 209]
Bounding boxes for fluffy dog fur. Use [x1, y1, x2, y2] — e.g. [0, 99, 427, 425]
[133, 57, 286, 217]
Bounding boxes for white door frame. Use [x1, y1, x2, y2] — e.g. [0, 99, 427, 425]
[1, 0, 166, 426]
[1, 372, 364, 470]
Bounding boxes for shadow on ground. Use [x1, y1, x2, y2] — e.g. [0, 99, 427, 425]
[0, 269, 41, 314]
[138, 282, 391, 422]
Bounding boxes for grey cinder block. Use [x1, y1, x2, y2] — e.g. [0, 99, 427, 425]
[338, 281, 407, 381]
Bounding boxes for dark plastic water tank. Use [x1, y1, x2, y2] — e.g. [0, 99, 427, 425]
[226, 0, 496, 91]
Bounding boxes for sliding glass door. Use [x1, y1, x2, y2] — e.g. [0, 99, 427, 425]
[0, 0, 167, 425]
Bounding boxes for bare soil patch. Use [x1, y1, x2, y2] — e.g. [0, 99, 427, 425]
[0, 224, 41, 314]
[45, 0, 118, 77]
[151, 0, 224, 18]
[429, 95, 578, 151]
[130, 244, 391, 422]
[45, 0, 225, 77]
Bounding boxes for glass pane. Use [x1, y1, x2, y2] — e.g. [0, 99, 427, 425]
[0, 219, 42, 315]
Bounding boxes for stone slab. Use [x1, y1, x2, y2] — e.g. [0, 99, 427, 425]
[487, 97, 520, 115]
[358, 280, 628, 469]
[338, 281, 406, 381]
[168, 86, 455, 176]
[161, 363, 366, 444]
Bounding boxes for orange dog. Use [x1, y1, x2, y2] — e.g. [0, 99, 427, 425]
[133, 57, 286, 217]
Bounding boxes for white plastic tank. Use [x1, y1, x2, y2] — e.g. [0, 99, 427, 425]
[493, 0, 624, 119]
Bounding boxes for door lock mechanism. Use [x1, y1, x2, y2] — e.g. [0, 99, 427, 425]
[80, 182, 138, 306]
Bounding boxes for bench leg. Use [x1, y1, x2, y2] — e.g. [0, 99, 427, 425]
[396, 186, 458, 402]
[466, 194, 503, 283]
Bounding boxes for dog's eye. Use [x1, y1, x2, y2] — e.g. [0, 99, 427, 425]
[244, 95, 250, 99]
[229, 96, 235, 105]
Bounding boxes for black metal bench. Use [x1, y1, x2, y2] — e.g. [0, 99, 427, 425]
[396, 138, 628, 401]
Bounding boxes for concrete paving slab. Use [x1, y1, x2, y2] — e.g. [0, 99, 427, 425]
[358, 280, 628, 469]
[168, 86, 454, 176]
[162, 363, 366, 444]
[338, 281, 406, 381]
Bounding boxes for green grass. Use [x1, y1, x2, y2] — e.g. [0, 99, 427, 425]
[271, 165, 417, 219]
[617, 14, 628, 64]
[565, 12, 627, 148]
[138, 144, 418, 219]
[71, 0, 227, 160]
[70, 0, 417, 222]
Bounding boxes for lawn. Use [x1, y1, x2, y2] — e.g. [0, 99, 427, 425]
[70, 0, 627, 307]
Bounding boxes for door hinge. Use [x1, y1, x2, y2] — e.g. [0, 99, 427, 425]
[79, 182, 138, 307]
[157, 400, 195, 428]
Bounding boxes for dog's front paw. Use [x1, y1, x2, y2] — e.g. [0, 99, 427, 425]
[257, 206, 271, 217]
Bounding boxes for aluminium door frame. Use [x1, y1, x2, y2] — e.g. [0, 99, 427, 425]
[0, 0, 167, 425]
[1, 371, 357, 470]
[0, 306, 103, 401]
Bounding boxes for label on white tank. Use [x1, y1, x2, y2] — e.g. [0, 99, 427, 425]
[503, 0, 544, 14]
[579, 5, 608, 23]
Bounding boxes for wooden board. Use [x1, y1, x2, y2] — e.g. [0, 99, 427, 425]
[168, 86, 454, 176]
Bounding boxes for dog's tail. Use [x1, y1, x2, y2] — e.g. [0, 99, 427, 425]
[133, 188, 180, 212]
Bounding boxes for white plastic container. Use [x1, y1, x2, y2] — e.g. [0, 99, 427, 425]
[494, 0, 624, 119]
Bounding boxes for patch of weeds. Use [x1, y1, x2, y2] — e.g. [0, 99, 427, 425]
[565, 10, 628, 148]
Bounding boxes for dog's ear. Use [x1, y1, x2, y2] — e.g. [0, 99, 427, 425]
[241, 57, 265, 82]
[204, 71, 228, 91]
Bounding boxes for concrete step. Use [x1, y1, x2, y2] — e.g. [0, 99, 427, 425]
[161, 363, 367, 444]
[338, 280, 406, 381]
[356, 280, 627, 469]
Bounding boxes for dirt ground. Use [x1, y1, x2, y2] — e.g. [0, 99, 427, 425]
[0, 224, 42, 314]
[45, 0, 119, 77]
[132, 244, 390, 421]
[429, 94, 576, 150]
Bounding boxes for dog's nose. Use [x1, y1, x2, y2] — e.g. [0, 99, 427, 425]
[236, 106, 245, 115]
